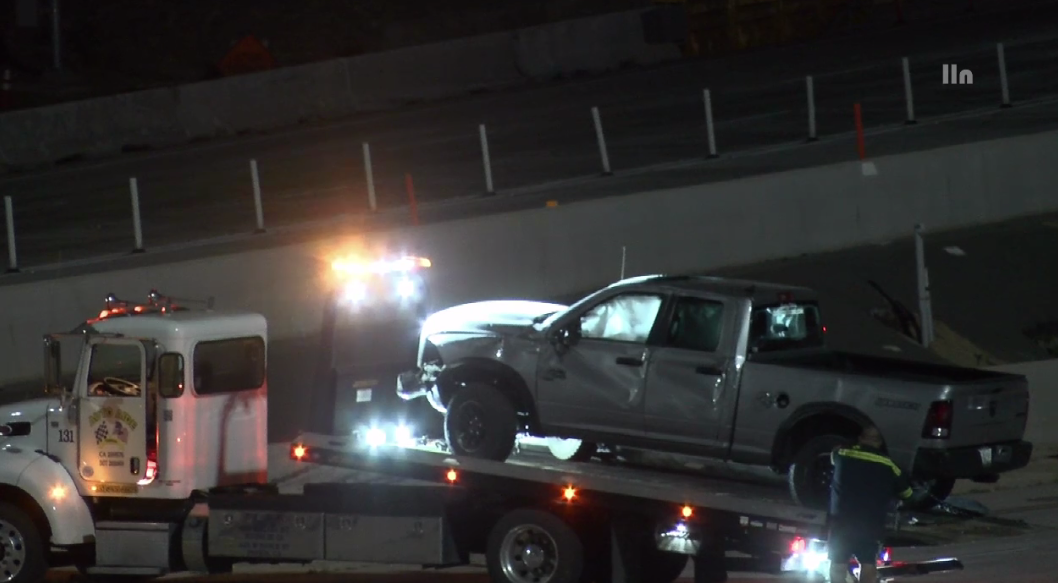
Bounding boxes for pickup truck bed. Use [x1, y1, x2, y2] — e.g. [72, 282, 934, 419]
[753, 349, 1018, 385]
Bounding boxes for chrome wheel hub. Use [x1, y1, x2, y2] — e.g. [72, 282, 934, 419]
[0, 519, 27, 583]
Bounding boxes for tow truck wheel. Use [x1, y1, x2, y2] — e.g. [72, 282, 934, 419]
[546, 438, 597, 462]
[487, 508, 584, 583]
[788, 434, 852, 509]
[0, 502, 47, 583]
[444, 383, 518, 461]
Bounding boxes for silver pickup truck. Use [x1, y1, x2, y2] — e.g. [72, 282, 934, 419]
[396, 275, 1033, 509]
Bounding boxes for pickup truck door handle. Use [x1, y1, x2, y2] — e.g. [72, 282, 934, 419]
[615, 356, 643, 367]
[695, 365, 724, 376]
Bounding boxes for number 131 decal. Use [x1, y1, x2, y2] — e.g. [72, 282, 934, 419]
[57, 429, 74, 443]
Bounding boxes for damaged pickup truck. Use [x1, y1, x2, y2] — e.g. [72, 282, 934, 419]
[396, 275, 1033, 509]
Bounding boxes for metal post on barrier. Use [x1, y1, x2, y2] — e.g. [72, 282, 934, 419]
[902, 57, 916, 124]
[997, 43, 1012, 108]
[129, 177, 145, 253]
[405, 173, 420, 226]
[362, 142, 377, 212]
[854, 103, 866, 159]
[805, 76, 817, 142]
[703, 89, 718, 158]
[3, 196, 18, 273]
[479, 124, 495, 195]
[591, 106, 612, 176]
[914, 224, 934, 347]
[249, 159, 265, 233]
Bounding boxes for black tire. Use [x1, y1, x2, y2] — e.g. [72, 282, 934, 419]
[643, 547, 689, 583]
[905, 478, 956, 510]
[0, 502, 48, 583]
[787, 434, 854, 509]
[486, 508, 584, 583]
[444, 382, 518, 461]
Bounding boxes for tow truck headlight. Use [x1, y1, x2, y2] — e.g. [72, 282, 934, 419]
[365, 427, 387, 447]
[394, 424, 414, 445]
[341, 282, 368, 305]
[396, 277, 416, 299]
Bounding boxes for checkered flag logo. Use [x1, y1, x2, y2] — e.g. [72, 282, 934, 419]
[95, 421, 109, 445]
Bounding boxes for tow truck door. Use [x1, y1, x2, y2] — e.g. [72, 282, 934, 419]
[77, 337, 150, 491]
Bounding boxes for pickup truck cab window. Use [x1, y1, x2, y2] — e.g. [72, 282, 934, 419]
[666, 296, 725, 353]
[579, 293, 663, 343]
[749, 302, 824, 352]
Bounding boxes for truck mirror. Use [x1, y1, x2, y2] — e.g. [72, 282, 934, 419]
[158, 353, 185, 398]
[43, 337, 63, 395]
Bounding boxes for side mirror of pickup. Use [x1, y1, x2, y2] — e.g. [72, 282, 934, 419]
[551, 321, 582, 353]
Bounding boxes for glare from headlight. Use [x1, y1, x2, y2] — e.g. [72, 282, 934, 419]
[342, 282, 368, 305]
[396, 277, 416, 299]
[365, 427, 387, 447]
[395, 425, 413, 445]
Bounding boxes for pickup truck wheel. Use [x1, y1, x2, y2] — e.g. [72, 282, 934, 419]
[444, 383, 517, 461]
[0, 503, 47, 583]
[487, 508, 584, 583]
[547, 438, 598, 462]
[788, 434, 853, 509]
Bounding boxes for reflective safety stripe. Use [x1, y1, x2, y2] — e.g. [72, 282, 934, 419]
[836, 447, 903, 476]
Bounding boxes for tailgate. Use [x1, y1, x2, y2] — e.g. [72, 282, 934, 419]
[947, 376, 1029, 447]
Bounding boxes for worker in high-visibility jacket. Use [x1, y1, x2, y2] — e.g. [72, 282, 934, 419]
[827, 425, 914, 583]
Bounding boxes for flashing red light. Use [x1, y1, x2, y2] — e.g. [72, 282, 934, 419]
[291, 444, 307, 460]
[681, 505, 693, 518]
[563, 486, 576, 501]
[822, 325, 827, 333]
[446, 469, 458, 482]
[882, 547, 892, 563]
[790, 537, 806, 554]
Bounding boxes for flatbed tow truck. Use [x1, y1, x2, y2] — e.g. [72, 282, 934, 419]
[0, 286, 964, 583]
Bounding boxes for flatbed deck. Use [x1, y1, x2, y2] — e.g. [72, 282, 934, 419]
[291, 432, 825, 533]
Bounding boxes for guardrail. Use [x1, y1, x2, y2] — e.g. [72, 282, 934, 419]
[0, 41, 1029, 274]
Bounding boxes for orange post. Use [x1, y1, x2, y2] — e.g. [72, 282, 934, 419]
[854, 103, 865, 160]
[405, 173, 419, 226]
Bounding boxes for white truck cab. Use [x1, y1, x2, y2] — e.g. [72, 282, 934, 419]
[0, 291, 267, 582]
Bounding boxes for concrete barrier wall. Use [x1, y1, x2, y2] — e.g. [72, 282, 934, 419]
[988, 359, 1058, 446]
[2, 129, 1057, 439]
[0, 10, 680, 170]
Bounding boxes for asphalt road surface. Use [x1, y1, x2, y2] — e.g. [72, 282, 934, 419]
[4, 3, 1058, 267]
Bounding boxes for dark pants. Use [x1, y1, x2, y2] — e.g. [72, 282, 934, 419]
[827, 522, 880, 566]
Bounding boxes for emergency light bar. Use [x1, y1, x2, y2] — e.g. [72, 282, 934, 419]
[331, 255, 431, 277]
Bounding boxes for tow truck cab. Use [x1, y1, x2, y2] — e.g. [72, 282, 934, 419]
[0, 291, 267, 578]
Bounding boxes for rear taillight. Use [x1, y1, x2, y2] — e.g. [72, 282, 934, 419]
[790, 537, 806, 554]
[922, 400, 953, 439]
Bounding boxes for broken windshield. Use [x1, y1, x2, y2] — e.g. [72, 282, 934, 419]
[749, 302, 824, 352]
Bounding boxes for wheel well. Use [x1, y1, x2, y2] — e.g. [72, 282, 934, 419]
[774, 413, 863, 470]
[436, 359, 541, 434]
[0, 484, 52, 543]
